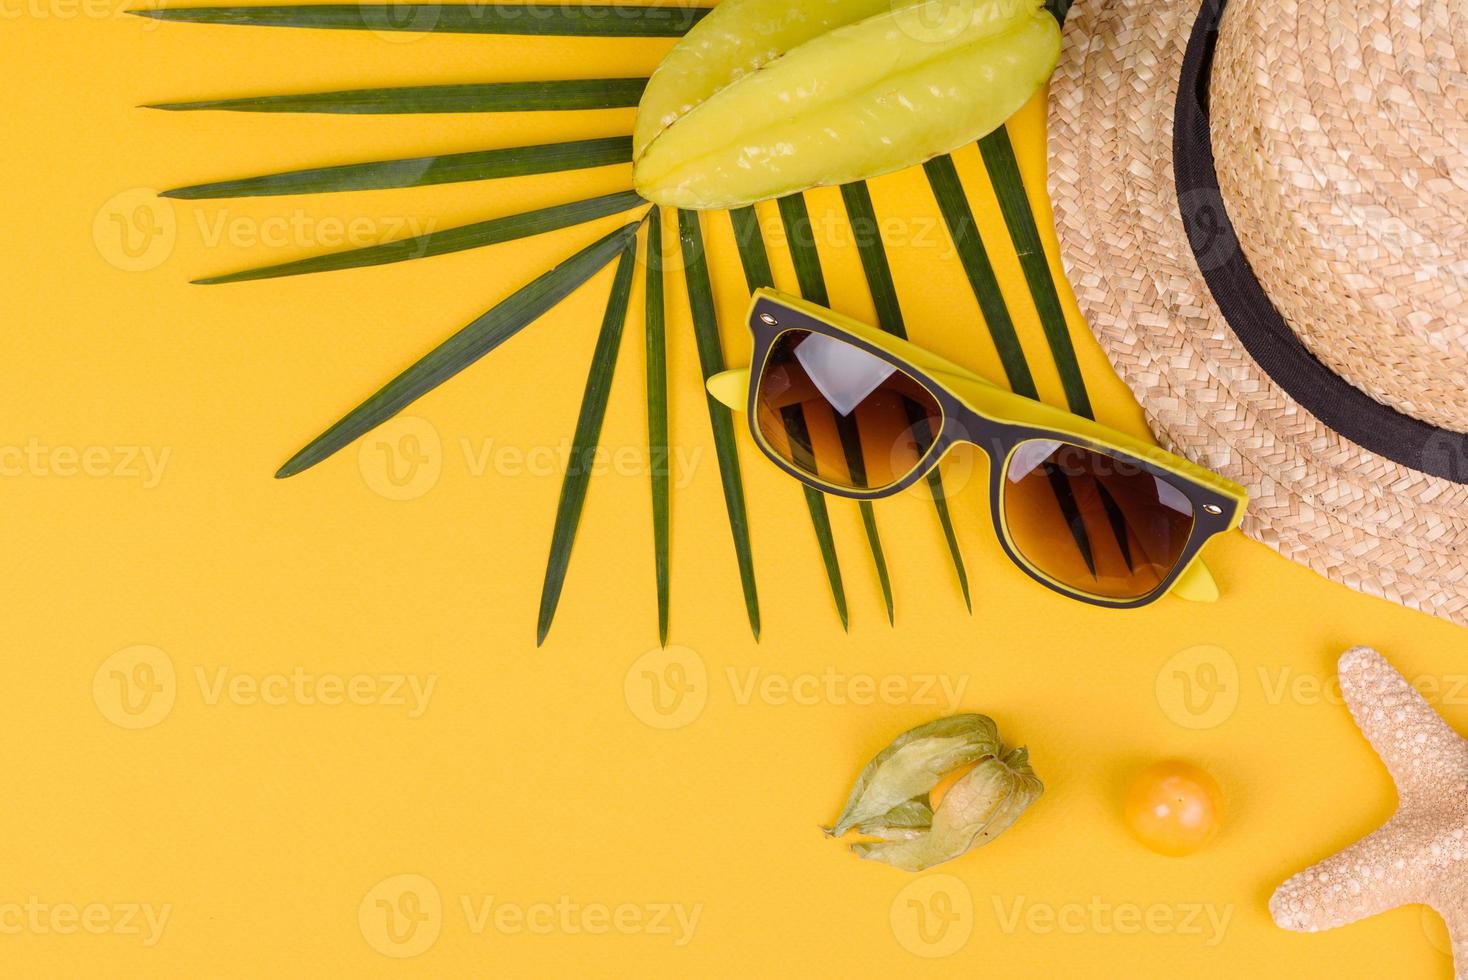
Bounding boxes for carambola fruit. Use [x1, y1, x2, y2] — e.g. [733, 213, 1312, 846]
[633, 0, 1061, 210]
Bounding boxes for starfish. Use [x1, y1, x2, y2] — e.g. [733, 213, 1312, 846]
[1271, 647, 1468, 978]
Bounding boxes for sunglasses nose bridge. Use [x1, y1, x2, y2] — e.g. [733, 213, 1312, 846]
[930, 408, 1005, 464]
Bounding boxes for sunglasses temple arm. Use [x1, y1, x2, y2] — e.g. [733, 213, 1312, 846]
[1172, 556, 1220, 602]
[707, 368, 751, 411]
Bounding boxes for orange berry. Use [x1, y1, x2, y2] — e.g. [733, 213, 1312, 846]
[1123, 761, 1223, 856]
[929, 762, 979, 810]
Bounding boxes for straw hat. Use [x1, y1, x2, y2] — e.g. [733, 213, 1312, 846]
[1047, 0, 1468, 624]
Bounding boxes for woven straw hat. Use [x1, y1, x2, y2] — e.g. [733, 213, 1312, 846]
[1048, 0, 1468, 625]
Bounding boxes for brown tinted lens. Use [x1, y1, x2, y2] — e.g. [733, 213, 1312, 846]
[1002, 440, 1196, 600]
[755, 330, 942, 491]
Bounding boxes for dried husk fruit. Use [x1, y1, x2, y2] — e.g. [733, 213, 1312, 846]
[826, 714, 1042, 872]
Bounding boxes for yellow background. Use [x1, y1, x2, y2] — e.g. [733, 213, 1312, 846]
[5, 3, 1467, 975]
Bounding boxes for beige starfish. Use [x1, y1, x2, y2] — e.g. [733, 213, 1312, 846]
[1271, 647, 1468, 978]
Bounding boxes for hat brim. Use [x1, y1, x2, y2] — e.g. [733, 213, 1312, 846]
[1047, 0, 1468, 625]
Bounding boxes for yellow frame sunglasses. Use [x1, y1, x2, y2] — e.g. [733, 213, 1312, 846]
[708, 289, 1248, 608]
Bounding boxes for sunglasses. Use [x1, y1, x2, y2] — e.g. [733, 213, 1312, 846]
[707, 289, 1248, 608]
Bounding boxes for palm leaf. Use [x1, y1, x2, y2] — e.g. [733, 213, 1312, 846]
[163, 136, 633, 199]
[839, 180, 971, 611]
[727, 205, 848, 630]
[537, 238, 639, 646]
[978, 128, 1092, 417]
[726, 207, 775, 290]
[775, 193, 894, 625]
[644, 208, 671, 645]
[195, 190, 645, 284]
[799, 485, 849, 629]
[141, 0, 1090, 640]
[276, 219, 642, 478]
[677, 209, 760, 640]
[146, 78, 647, 114]
[131, 4, 709, 35]
[923, 155, 1038, 399]
[930, 145, 1102, 579]
[837, 183, 906, 338]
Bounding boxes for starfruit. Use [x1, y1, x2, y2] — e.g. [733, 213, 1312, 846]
[826, 714, 1042, 872]
[632, 0, 901, 161]
[632, 0, 1061, 210]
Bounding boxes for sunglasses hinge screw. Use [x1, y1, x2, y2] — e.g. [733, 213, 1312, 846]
[759, 313, 778, 325]
[1203, 504, 1223, 515]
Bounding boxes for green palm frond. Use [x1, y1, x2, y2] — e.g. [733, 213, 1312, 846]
[929, 136, 1100, 566]
[678, 210, 760, 640]
[977, 128, 1092, 418]
[194, 191, 645, 284]
[276, 219, 644, 479]
[775, 193, 894, 626]
[141, 2, 1097, 640]
[644, 209, 671, 645]
[538, 237, 640, 646]
[163, 137, 633, 199]
[837, 184, 905, 337]
[147, 78, 648, 114]
[727, 205, 849, 631]
[924, 154, 1037, 400]
[839, 180, 972, 611]
[131, 4, 709, 35]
